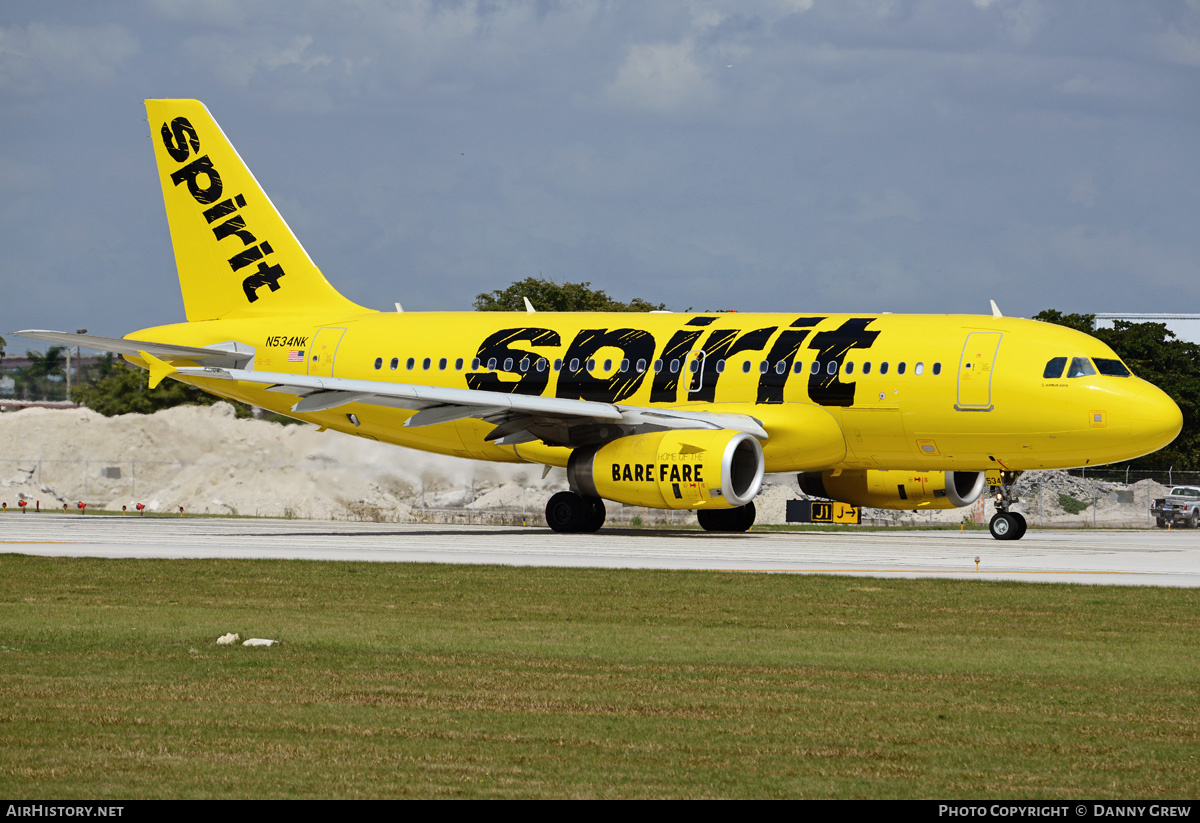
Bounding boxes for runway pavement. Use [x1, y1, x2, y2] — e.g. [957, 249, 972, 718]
[2, 514, 1199, 587]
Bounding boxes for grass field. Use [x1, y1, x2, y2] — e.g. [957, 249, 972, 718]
[0, 555, 1196, 799]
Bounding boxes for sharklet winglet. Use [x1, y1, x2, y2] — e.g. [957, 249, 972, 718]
[138, 350, 178, 389]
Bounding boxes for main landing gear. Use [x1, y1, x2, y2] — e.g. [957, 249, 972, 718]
[545, 491, 606, 534]
[697, 502, 756, 533]
[988, 471, 1027, 541]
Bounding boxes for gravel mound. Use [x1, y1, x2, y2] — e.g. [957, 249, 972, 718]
[0, 404, 1167, 527]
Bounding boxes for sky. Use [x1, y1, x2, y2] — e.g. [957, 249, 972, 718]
[2, 0, 1200, 349]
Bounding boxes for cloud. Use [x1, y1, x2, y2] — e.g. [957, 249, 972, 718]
[1067, 172, 1098, 208]
[853, 189, 922, 223]
[1156, 26, 1200, 67]
[602, 39, 715, 113]
[0, 22, 139, 93]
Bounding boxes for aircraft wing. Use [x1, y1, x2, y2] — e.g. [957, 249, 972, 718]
[173, 365, 768, 447]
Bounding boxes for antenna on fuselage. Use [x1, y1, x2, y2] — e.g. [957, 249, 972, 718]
[394, 302, 404, 312]
[523, 297, 536, 313]
[990, 299, 1003, 317]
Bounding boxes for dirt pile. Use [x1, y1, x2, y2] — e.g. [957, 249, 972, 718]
[0, 404, 1168, 528]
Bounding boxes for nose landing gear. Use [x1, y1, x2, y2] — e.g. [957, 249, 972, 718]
[988, 471, 1026, 540]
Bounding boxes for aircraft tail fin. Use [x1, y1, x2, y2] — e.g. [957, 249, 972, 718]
[145, 99, 370, 321]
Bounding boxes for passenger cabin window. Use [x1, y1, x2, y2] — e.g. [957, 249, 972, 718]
[455, 358, 464, 370]
[519, 357, 530, 372]
[636, 359, 647, 373]
[487, 357, 498, 370]
[439, 358, 447, 371]
[793, 362, 804, 374]
[1067, 357, 1096, 378]
[587, 359, 597, 371]
[811, 361, 820, 375]
[654, 360, 664, 373]
[880, 362, 889, 375]
[569, 358, 580, 372]
[604, 359, 613, 371]
[554, 359, 563, 371]
[775, 361, 787, 375]
[845, 362, 854, 375]
[407, 357, 416, 370]
[620, 359, 629, 373]
[1095, 358, 1131, 377]
[390, 357, 399, 371]
[897, 362, 906, 375]
[932, 362, 941, 376]
[536, 358, 547, 372]
[423, 358, 432, 370]
[759, 361, 768, 374]
[742, 361, 751, 374]
[862, 362, 871, 375]
[827, 361, 837, 375]
[1043, 357, 1067, 379]
[914, 362, 924, 375]
[716, 360, 726, 373]
[503, 357, 513, 371]
[471, 358, 480, 370]
[374, 357, 383, 370]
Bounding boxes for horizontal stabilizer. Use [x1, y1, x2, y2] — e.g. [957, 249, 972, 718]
[16, 330, 253, 368]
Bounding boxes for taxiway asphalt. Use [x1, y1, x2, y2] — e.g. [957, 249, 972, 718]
[3, 514, 1199, 586]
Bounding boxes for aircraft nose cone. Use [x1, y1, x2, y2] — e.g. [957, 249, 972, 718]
[1130, 383, 1183, 452]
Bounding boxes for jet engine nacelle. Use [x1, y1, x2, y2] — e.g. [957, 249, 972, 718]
[797, 469, 987, 510]
[568, 430, 765, 510]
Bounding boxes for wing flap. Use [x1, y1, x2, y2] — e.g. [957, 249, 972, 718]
[171, 365, 768, 445]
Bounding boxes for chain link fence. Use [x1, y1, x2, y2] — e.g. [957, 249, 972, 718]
[0, 456, 1193, 528]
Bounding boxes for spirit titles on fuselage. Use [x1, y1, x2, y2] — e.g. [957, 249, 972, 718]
[465, 315, 882, 408]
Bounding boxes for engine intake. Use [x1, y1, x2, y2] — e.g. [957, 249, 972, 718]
[569, 430, 764, 510]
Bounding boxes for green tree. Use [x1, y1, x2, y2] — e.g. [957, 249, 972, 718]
[72, 356, 254, 418]
[15, 346, 67, 400]
[1035, 310, 1200, 469]
[474, 277, 666, 313]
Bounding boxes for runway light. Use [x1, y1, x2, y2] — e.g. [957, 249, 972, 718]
[975, 555, 980, 573]
[19, 500, 27, 513]
[122, 505, 127, 516]
[77, 501, 86, 515]
[136, 503, 146, 516]
[179, 506, 184, 518]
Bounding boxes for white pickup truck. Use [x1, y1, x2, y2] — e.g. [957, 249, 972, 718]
[1151, 486, 1200, 528]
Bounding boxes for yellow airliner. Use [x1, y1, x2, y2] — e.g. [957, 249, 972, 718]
[19, 100, 1183, 540]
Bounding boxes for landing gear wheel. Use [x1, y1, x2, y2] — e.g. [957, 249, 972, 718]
[546, 491, 588, 533]
[586, 497, 606, 532]
[1010, 511, 1027, 540]
[697, 502, 757, 533]
[546, 491, 605, 533]
[989, 512, 1024, 540]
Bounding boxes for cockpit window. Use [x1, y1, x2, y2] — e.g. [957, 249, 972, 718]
[1067, 357, 1096, 378]
[1043, 357, 1066, 379]
[1094, 358, 1131, 377]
